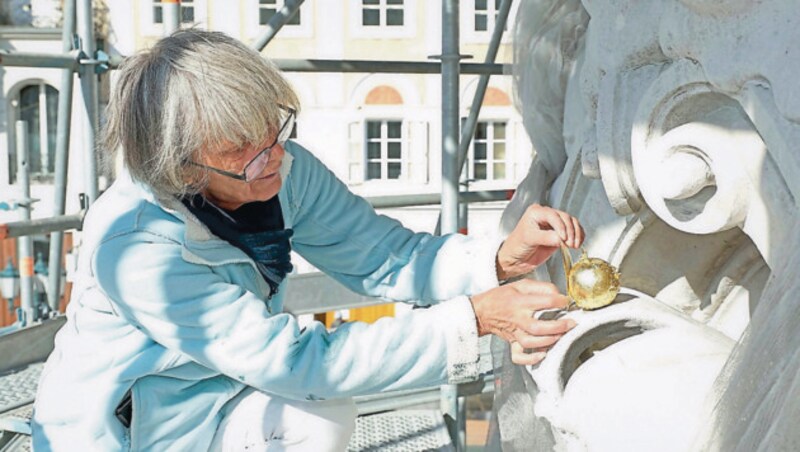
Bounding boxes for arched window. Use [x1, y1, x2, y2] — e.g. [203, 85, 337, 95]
[365, 85, 403, 105]
[483, 87, 511, 106]
[9, 82, 59, 183]
[362, 86, 404, 180]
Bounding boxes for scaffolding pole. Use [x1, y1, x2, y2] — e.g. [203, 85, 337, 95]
[0, 215, 84, 240]
[47, 0, 77, 312]
[439, 1, 464, 450]
[77, 0, 99, 204]
[101, 55, 504, 75]
[447, 0, 514, 236]
[458, 0, 513, 172]
[15, 121, 35, 326]
[366, 189, 514, 209]
[272, 58, 503, 75]
[251, 0, 305, 51]
[0, 50, 82, 70]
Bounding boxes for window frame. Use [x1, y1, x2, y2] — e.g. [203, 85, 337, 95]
[152, 0, 197, 25]
[246, 0, 313, 39]
[467, 119, 510, 182]
[140, 0, 207, 36]
[349, 0, 416, 39]
[462, 0, 518, 43]
[364, 119, 406, 181]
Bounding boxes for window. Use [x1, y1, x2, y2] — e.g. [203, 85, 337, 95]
[469, 121, 507, 181]
[362, 0, 404, 27]
[9, 83, 59, 183]
[474, 0, 505, 32]
[153, 0, 195, 24]
[259, 0, 301, 26]
[365, 120, 403, 180]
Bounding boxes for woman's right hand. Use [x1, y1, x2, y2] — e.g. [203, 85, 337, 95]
[470, 279, 575, 365]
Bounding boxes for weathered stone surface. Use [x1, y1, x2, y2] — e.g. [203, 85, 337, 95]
[494, 0, 800, 450]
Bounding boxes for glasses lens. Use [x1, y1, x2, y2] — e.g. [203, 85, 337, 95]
[244, 148, 270, 182]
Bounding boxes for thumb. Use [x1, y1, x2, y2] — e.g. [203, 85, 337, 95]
[508, 278, 561, 296]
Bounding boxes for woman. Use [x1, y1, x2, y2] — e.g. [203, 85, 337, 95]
[32, 29, 583, 451]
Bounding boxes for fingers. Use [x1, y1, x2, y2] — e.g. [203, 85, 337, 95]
[527, 204, 584, 249]
[515, 333, 562, 350]
[509, 283, 570, 312]
[571, 216, 585, 248]
[511, 341, 546, 366]
[556, 210, 577, 247]
[528, 229, 563, 249]
[510, 321, 575, 365]
[530, 206, 569, 243]
[525, 318, 576, 336]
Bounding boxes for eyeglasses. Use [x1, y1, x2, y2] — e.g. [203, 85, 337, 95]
[191, 107, 296, 182]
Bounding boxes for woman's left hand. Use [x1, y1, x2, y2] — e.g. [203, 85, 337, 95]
[495, 204, 585, 281]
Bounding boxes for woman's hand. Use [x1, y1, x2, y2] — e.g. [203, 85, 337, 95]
[470, 279, 575, 365]
[496, 204, 585, 281]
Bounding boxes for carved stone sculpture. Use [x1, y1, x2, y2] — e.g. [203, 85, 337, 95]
[490, 1, 800, 450]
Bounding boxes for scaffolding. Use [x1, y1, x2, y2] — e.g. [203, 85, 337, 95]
[0, 0, 515, 450]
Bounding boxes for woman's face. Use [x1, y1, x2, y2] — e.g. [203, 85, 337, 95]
[199, 138, 285, 211]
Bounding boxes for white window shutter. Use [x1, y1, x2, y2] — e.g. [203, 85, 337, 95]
[348, 120, 364, 184]
[408, 120, 429, 184]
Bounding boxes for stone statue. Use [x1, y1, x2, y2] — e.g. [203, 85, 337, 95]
[489, 0, 800, 450]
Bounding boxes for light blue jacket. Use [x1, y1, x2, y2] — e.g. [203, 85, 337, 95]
[32, 142, 501, 451]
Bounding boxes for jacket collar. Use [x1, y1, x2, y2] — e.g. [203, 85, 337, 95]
[115, 151, 294, 267]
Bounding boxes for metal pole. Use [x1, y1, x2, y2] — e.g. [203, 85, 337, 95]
[365, 189, 513, 209]
[440, 1, 463, 450]
[440, 0, 460, 236]
[442, 0, 513, 237]
[457, 0, 512, 173]
[458, 179, 469, 234]
[0, 50, 82, 70]
[250, 0, 305, 51]
[15, 121, 35, 326]
[163, 0, 180, 36]
[101, 57, 504, 75]
[48, 0, 77, 313]
[77, 0, 98, 204]
[0, 215, 84, 240]
[271, 58, 503, 75]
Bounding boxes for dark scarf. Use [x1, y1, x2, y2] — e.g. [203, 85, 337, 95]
[182, 194, 293, 297]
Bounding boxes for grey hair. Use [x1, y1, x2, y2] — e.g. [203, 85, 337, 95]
[101, 28, 299, 197]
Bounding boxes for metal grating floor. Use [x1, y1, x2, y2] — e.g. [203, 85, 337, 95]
[0, 364, 42, 414]
[348, 409, 454, 452]
[0, 434, 31, 452]
[0, 363, 454, 451]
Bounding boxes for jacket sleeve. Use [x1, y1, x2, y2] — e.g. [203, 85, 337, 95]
[283, 142, 502, 305]
[92, 232, 480, 400]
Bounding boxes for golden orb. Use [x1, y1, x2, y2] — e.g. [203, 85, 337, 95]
[561, 246, 621, 310]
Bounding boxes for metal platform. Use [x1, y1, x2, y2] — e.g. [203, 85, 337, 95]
[0, 363, 42, 416]
[0, 320, 495, 451]
[348, 409, 453, 451]
[0, 405, 453, 452]
[0, 360, 455, 451]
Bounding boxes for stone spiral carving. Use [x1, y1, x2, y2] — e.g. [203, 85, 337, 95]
[631, 61, 761, 235]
